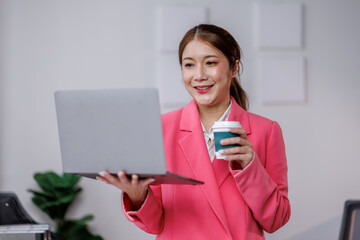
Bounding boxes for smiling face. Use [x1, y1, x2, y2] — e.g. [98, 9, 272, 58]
[181, 39, 237, 111]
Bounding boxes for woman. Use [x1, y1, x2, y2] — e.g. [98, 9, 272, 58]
[98, 24, 291, 239]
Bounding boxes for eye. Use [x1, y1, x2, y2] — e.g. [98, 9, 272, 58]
[183, 63, 194, 68]
[206, 61, 218, 66]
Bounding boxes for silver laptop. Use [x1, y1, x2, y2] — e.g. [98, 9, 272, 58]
[54, 88, 203, 185]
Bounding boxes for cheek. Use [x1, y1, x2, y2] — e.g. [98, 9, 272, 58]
[182, 70, 191, 84]
[217, 68, 232, 86]
[212, 70, 227, 85]
[211, 65, 227, 78]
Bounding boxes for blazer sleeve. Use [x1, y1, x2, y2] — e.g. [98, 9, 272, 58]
[122, 185, 164, 234]
[232, 121, 291, 233]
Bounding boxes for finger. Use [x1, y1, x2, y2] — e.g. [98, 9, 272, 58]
[221, 136, 252, 147]
[100, 171, 118, 184]
[230, 128, 248, 141]
[221, 146, 243, 155]
[131, 174, 139, 185]
[239, 137, 252, 147]
[230, 128, 246, 135]
[117, 171, 131, 184]
[142, 178, 155, 187]
[96, 175, 111, 185]
[220, 136, 241, 146]
[223, 152, 253, 162]
[221, 145, 252, 155]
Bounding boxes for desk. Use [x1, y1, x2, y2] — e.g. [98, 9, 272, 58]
[0, 224, 51, 240]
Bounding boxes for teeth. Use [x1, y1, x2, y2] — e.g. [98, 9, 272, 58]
[196, 86, 211, 90]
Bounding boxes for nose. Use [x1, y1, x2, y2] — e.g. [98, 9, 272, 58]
[194, 65, 207, 81]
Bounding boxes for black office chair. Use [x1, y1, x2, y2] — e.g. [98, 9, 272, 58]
[0, 192, 36, 225]
[0, 192, 67, 240]
[339, 200, 360, 240]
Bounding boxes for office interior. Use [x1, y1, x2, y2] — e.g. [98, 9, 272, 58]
[0, 0, 359, 239]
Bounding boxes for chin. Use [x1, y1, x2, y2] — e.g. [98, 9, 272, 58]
[193, 96, 215, 107]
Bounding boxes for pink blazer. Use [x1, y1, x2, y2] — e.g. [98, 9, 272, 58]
[122, 98, 291, 240]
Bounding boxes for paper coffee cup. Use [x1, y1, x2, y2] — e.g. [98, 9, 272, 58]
[213, 121, 242, 159]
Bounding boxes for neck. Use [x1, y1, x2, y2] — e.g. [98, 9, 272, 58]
[198, 99, 231, 133]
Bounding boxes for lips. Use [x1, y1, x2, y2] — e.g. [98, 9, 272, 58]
[194, 85, 214, 94]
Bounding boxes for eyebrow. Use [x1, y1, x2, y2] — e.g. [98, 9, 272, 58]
[182, 55, 219, 62]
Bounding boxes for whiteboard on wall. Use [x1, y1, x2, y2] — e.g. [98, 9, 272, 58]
[259, 55, 306, 104]
[254, 3, 303, 50]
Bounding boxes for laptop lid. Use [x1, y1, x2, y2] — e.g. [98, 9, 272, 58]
[54, 88, 203, 185]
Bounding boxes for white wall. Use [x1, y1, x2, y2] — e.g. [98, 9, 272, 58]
[1, 0, 359, 239]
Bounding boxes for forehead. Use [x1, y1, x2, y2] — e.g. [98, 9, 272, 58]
[182, 39, 224, 58]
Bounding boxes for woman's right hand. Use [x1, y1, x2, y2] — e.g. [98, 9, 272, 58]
[97, 171, 154, 210]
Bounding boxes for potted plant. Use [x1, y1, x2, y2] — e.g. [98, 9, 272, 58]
[28, 171, 103, 240]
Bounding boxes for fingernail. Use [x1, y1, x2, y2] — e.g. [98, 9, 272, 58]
[151, 178, 156, 182]
[98, 171, 105, 177]
[219, 150, 224, 154]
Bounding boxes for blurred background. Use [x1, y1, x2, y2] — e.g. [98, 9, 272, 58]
[1, 0, 359, 239]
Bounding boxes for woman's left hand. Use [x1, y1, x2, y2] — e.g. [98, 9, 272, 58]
[219, 128, 254, 170]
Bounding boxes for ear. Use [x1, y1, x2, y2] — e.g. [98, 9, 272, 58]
[231, 60, 240, 78]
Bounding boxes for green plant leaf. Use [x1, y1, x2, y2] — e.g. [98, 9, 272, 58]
[33, 172, 58, 195]
[46, 172, 75, 189]
[62, 173, 81, 188]
[31, 196, 59, 220]
[29, 171, 103, 239]
[33, 172, 81, 194]
[34, 188, 82, 220]
[70, 215, 94, 224]
[28, 189, 56, 199]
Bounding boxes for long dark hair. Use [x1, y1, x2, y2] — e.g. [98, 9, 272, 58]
[178, 24, 249, 111]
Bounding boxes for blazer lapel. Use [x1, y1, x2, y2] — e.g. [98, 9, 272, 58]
[212, 158, 230, 187]
[228, 97, 251, 135]
[212, 98, 252, 187]
[178, 100, 230, 233]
